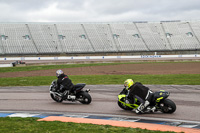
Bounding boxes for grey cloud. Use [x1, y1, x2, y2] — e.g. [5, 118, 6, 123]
[0, 0, 200, 22]
[88, 0, 200, 15]
[56, 0, 87, 10]
[0, 0, 52, 10]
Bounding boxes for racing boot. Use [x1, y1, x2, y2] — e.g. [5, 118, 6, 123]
[150, 106, 156, 112]
[146, 106, 156, 113]
[67, 95, 76, 101]
[135, 104, 145, 114]
[135, 100, 150, 114]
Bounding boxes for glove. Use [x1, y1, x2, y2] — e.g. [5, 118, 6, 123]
[125, 100, 130, 104]
[125, 95, 130, 104]
[63, 90, 69, 96]
[59, 85, 65, 92]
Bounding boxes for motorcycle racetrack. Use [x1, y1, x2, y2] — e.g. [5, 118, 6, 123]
[0, 85, 200, 122]
[0, 58, 200, 131]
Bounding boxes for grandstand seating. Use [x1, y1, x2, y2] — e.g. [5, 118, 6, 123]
[110, 23, 148, 51]
[136, 22, 171, 51]
[83, 24, 117, 52]
[56, 24, 94, 53]
[162, 22, 199, 50]
[0, 24, 38, 54]
[28, 24, 61, 53]
[189, 21, 200, 49]
[0, 21, 200, 55]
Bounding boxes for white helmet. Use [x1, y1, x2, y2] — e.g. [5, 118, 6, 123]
[56, 69, 64, 78]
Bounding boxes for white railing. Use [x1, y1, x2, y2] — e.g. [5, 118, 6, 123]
[0, 54, 199, 61]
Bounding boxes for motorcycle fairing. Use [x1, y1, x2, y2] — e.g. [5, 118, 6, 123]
[118, 94, 139, 109]
[154, 90, 170, 102]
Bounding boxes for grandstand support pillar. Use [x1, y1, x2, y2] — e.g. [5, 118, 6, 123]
[107, 24, 119, 52]
[26, 24, 39, 54]
[0, 37, 5, 54]
[54, 24, 64, 53]
[187, 22, 200, 47]
[133, 23, 150, 51]
[160, 23, 173, 50]
[81, 24, 96, 52]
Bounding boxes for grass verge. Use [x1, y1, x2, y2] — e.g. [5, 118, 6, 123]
[0, 63, 122, 73]
[0, 117, 175, 133]
[0, 74, 200, 86]
[1, 61, 199, 73]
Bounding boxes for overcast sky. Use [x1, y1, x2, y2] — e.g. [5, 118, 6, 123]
[0, 0, 200, 22]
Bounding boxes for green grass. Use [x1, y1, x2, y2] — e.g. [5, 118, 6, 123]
[0, 74, 200, 86]
[0, 62, 129, 73]
[1, 62, 199, 86]
[1, 61, 199, 73]
[0, 63, 119, 73]
[0, 117, 175, 133]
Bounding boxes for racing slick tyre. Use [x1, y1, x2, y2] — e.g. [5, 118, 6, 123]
[77, 91, 92, 104]
[50, 93, 63, 103]
[118, 101, 133, 111]
[161, 99, 176, 113]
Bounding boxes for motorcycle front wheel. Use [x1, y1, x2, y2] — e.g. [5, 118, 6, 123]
[117, 100, 133, 111]
[50, 93, 63, 103]
[77, 91, 92, 104]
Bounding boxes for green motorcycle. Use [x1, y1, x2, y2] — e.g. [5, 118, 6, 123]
[118, 88, 176, 113]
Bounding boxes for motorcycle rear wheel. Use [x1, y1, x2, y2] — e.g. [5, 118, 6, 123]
[77, 91, 92, 104]
[161, 99, 176, 113]
[50, 93, 63, 103]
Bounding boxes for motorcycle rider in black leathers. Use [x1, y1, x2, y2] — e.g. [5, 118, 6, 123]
[56, 69, 75, 100]
[124, 79, 155, 114]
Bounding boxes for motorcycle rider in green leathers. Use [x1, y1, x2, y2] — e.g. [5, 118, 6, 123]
[124, 79, 156, 114]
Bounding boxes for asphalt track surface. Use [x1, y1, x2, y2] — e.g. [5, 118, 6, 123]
[0, 85, 200, 123]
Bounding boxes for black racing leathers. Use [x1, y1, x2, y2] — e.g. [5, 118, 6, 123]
[56, 74, 74, 93]
[128, 82, 151, 104]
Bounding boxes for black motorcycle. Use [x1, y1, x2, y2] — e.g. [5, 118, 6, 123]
[49, 80, 92, 104]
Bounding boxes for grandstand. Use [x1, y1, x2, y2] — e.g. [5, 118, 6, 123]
[0, 21, 200, 56]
